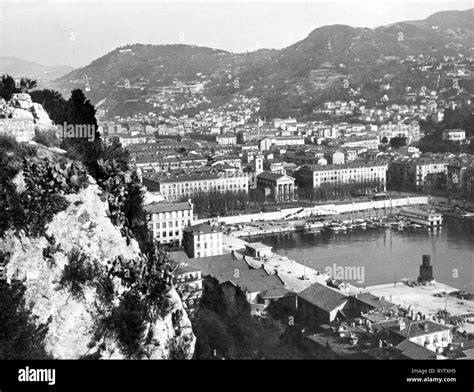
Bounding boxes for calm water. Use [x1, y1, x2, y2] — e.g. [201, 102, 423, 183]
[251, 217, 474, 292]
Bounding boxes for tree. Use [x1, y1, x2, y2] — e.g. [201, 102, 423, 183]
[30, 89, 68, 124]
[390, 136, 407, 149]
[0, 75, 37, 100]
[60, 89, 103, 177]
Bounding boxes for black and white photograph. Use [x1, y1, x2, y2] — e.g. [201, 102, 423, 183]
[1, 0, 474, 388]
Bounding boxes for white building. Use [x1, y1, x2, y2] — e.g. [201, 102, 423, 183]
[183, 223, 223, 258]
[443, 129, 466, 142]
[145, 201, 194, 245]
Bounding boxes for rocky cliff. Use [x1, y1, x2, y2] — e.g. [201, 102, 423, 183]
[0, 93, 53, 142]
[0, 140, 196, 359]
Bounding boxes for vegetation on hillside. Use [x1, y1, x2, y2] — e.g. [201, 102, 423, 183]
[0, 276, 51, 359]
[192, 277, 309, 359]
[418, 106, 474, 154]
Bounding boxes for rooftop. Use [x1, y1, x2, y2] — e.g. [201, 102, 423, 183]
[301, 162, 387, 172]
[297, 282, 349, 312]
[257, 172, 294, 181]
[183, 223, 221, 235]
[144, 201, 192, 214]
[353, 292, 397, 311]
[395, 339, 437, 360]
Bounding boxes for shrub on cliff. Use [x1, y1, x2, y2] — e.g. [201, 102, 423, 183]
[0, 280, 51, 359]
[58, 248, 99, 300]
[0, 135, 89, 237]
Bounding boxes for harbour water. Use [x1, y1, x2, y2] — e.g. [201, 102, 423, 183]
[252, 217, 474, 292]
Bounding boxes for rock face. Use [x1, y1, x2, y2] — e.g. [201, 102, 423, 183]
[0, 93, 53, 142]
[1, 172, 196, 359]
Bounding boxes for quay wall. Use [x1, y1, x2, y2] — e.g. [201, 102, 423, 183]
[196, 196, 429, 225]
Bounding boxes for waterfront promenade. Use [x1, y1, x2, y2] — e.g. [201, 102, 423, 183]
[196, 196, 430, 226]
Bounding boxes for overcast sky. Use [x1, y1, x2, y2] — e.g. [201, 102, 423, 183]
[1, 0, 472, 68]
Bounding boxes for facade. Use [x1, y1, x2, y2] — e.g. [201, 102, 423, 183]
[134, 155, 207, 172]
[443, 129, 466, 142]
[273, 136, 305, 146]
[378, 121, 421, 144]
[108, 133, 148, 147]
[341, 137, 380, 150]
[245, 242, 273, 259]
[399, 208, 443, 227]
[183, 223, 223, 258]
[325, 151, 345, 165]
[256, 171, 296, 202]
[390, 320, 452, 354]
[446, 161, 470, 196]
[144, 201, 194, 245]
[295, 163, 387, 191]
[174, 264, 203, 292]
[143, 170, 249, 201]
[388, 158, 446, 192]
[216, 134, 237, 145]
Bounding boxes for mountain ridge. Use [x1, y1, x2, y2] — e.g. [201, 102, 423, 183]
[42, 8, 474, 118]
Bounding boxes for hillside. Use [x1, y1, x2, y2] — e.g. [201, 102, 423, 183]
[45, 8, 474, 119]
[0, 57, 73, 81]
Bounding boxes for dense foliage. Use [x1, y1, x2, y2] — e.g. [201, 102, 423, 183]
[0, 136, 89, 237]
[418, 106, 474, 154]
[91, 249, 175, 358]
[0, 74, 37, 100]
[0, 277, 51, 359]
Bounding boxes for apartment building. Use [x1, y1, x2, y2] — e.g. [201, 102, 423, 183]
[216, 134, 237, 145]
[144, 201, 194, 246]
[143, 170, 249, 201]
[134, 155, 207, 172]
[295, 162, 387, 191]
[341, 137, 380, 150]
[183, 223, 223, 258]
[388, 157, 447, 192]
[442, 129, 466, 142]
[379, 121, 421, 144]
[446, 157, 474, 197]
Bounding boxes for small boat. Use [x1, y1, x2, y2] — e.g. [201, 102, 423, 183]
[326, 224, 344, 232]
[353, 219, 367, 228]
[304, 221, 324, 231]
